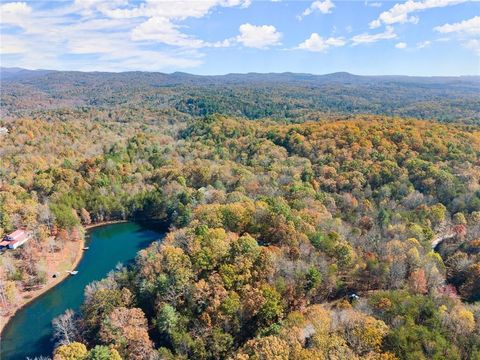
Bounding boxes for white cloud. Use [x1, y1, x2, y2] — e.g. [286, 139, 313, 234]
[416, 40, 431, 48]
[67, 18, 134, 33]
[366, 1, 383, 7]
[0, 0, 274, 73]
[72, 0, 127, 16]
[11, 33, 203, 71]
[0, 34, 27, 54]
[0, 2, 32, 28]
[75, 0, 252, 50]
[369, 0, 467, 29]
[68, 34, 130, 54]
[0, 1, 31, 15]
[0, 0, 219, 71]
[434, 16, 480, 35]
[83, 49, 203, 72]
[120, 1, 258, 49]
[235, 23, 282, 48]
[465, 39, 480, 55]
[131, 17, 205, 48]
[297, 33, 346, 52]
[96, 0, 251, 20]
[299, 0, 334, 19]
[369, 19, 382, 28]
[351, 26, 397, 44]
[395, 41, 407, 48]
[434, 16, 480, 56]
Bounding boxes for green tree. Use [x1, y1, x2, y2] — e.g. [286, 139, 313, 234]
[86, 346, 122, 360]
[51, 203, 80, 229]
[156, 304, 179, 336]
[258, 285, 284, 328]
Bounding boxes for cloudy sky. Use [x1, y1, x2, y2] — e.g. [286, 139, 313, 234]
[0, 0, 479, 75]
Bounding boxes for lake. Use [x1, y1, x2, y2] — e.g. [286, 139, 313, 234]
[0, 222, 164, 359]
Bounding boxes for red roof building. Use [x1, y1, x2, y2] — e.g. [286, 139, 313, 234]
[0, 240, 10, 248]
[3, 229, 30, 249]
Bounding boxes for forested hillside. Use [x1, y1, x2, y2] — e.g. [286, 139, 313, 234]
[2, 68, 480, 123]
[1, 104, 480, 359]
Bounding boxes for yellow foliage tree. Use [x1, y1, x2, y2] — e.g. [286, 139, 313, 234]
[54, 342, 88, 360]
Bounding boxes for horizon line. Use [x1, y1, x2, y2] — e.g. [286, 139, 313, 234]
[2, 67, 479, 78]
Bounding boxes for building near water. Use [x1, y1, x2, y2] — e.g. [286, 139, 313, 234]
[1, 229, 31, 249]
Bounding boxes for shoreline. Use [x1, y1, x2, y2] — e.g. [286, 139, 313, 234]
[0, 220, 128, 335]
[84, 219, 128, 230]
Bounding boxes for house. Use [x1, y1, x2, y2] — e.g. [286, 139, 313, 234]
[0, 240, 10, 249]
[3, 229, 31, 249]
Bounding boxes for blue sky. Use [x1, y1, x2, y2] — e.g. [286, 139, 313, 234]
[0, 0, 479, 75]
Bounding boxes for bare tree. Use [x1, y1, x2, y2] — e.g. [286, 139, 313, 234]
[20, 243, 38, 276]
[52, 309, 79, 346]
[38, 202, 53, 229]
[80, 208, 92, 225]
[47, 236, 57, 254]
[0, 278, 7, 309]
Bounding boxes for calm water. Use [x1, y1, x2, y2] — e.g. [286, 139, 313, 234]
[1, 222, 164, 359]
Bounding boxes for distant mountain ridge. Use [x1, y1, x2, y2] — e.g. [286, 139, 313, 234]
[2, 67, 479, 84]
[1, 67, 479, 123]
[1, 67, 57, 81]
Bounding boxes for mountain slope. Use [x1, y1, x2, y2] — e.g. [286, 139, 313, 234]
[1, 68, 479, 123]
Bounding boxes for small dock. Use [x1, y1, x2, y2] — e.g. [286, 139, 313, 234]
[66, 270, 78, 275]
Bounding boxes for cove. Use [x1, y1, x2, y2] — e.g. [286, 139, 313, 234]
[1, 222, 164, 360]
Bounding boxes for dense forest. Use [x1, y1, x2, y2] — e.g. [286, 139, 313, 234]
[2, 68, 480, 124]
[1, 69, 480, 360]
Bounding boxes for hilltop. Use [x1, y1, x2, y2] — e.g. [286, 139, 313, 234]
[2, 68, 479, 123]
